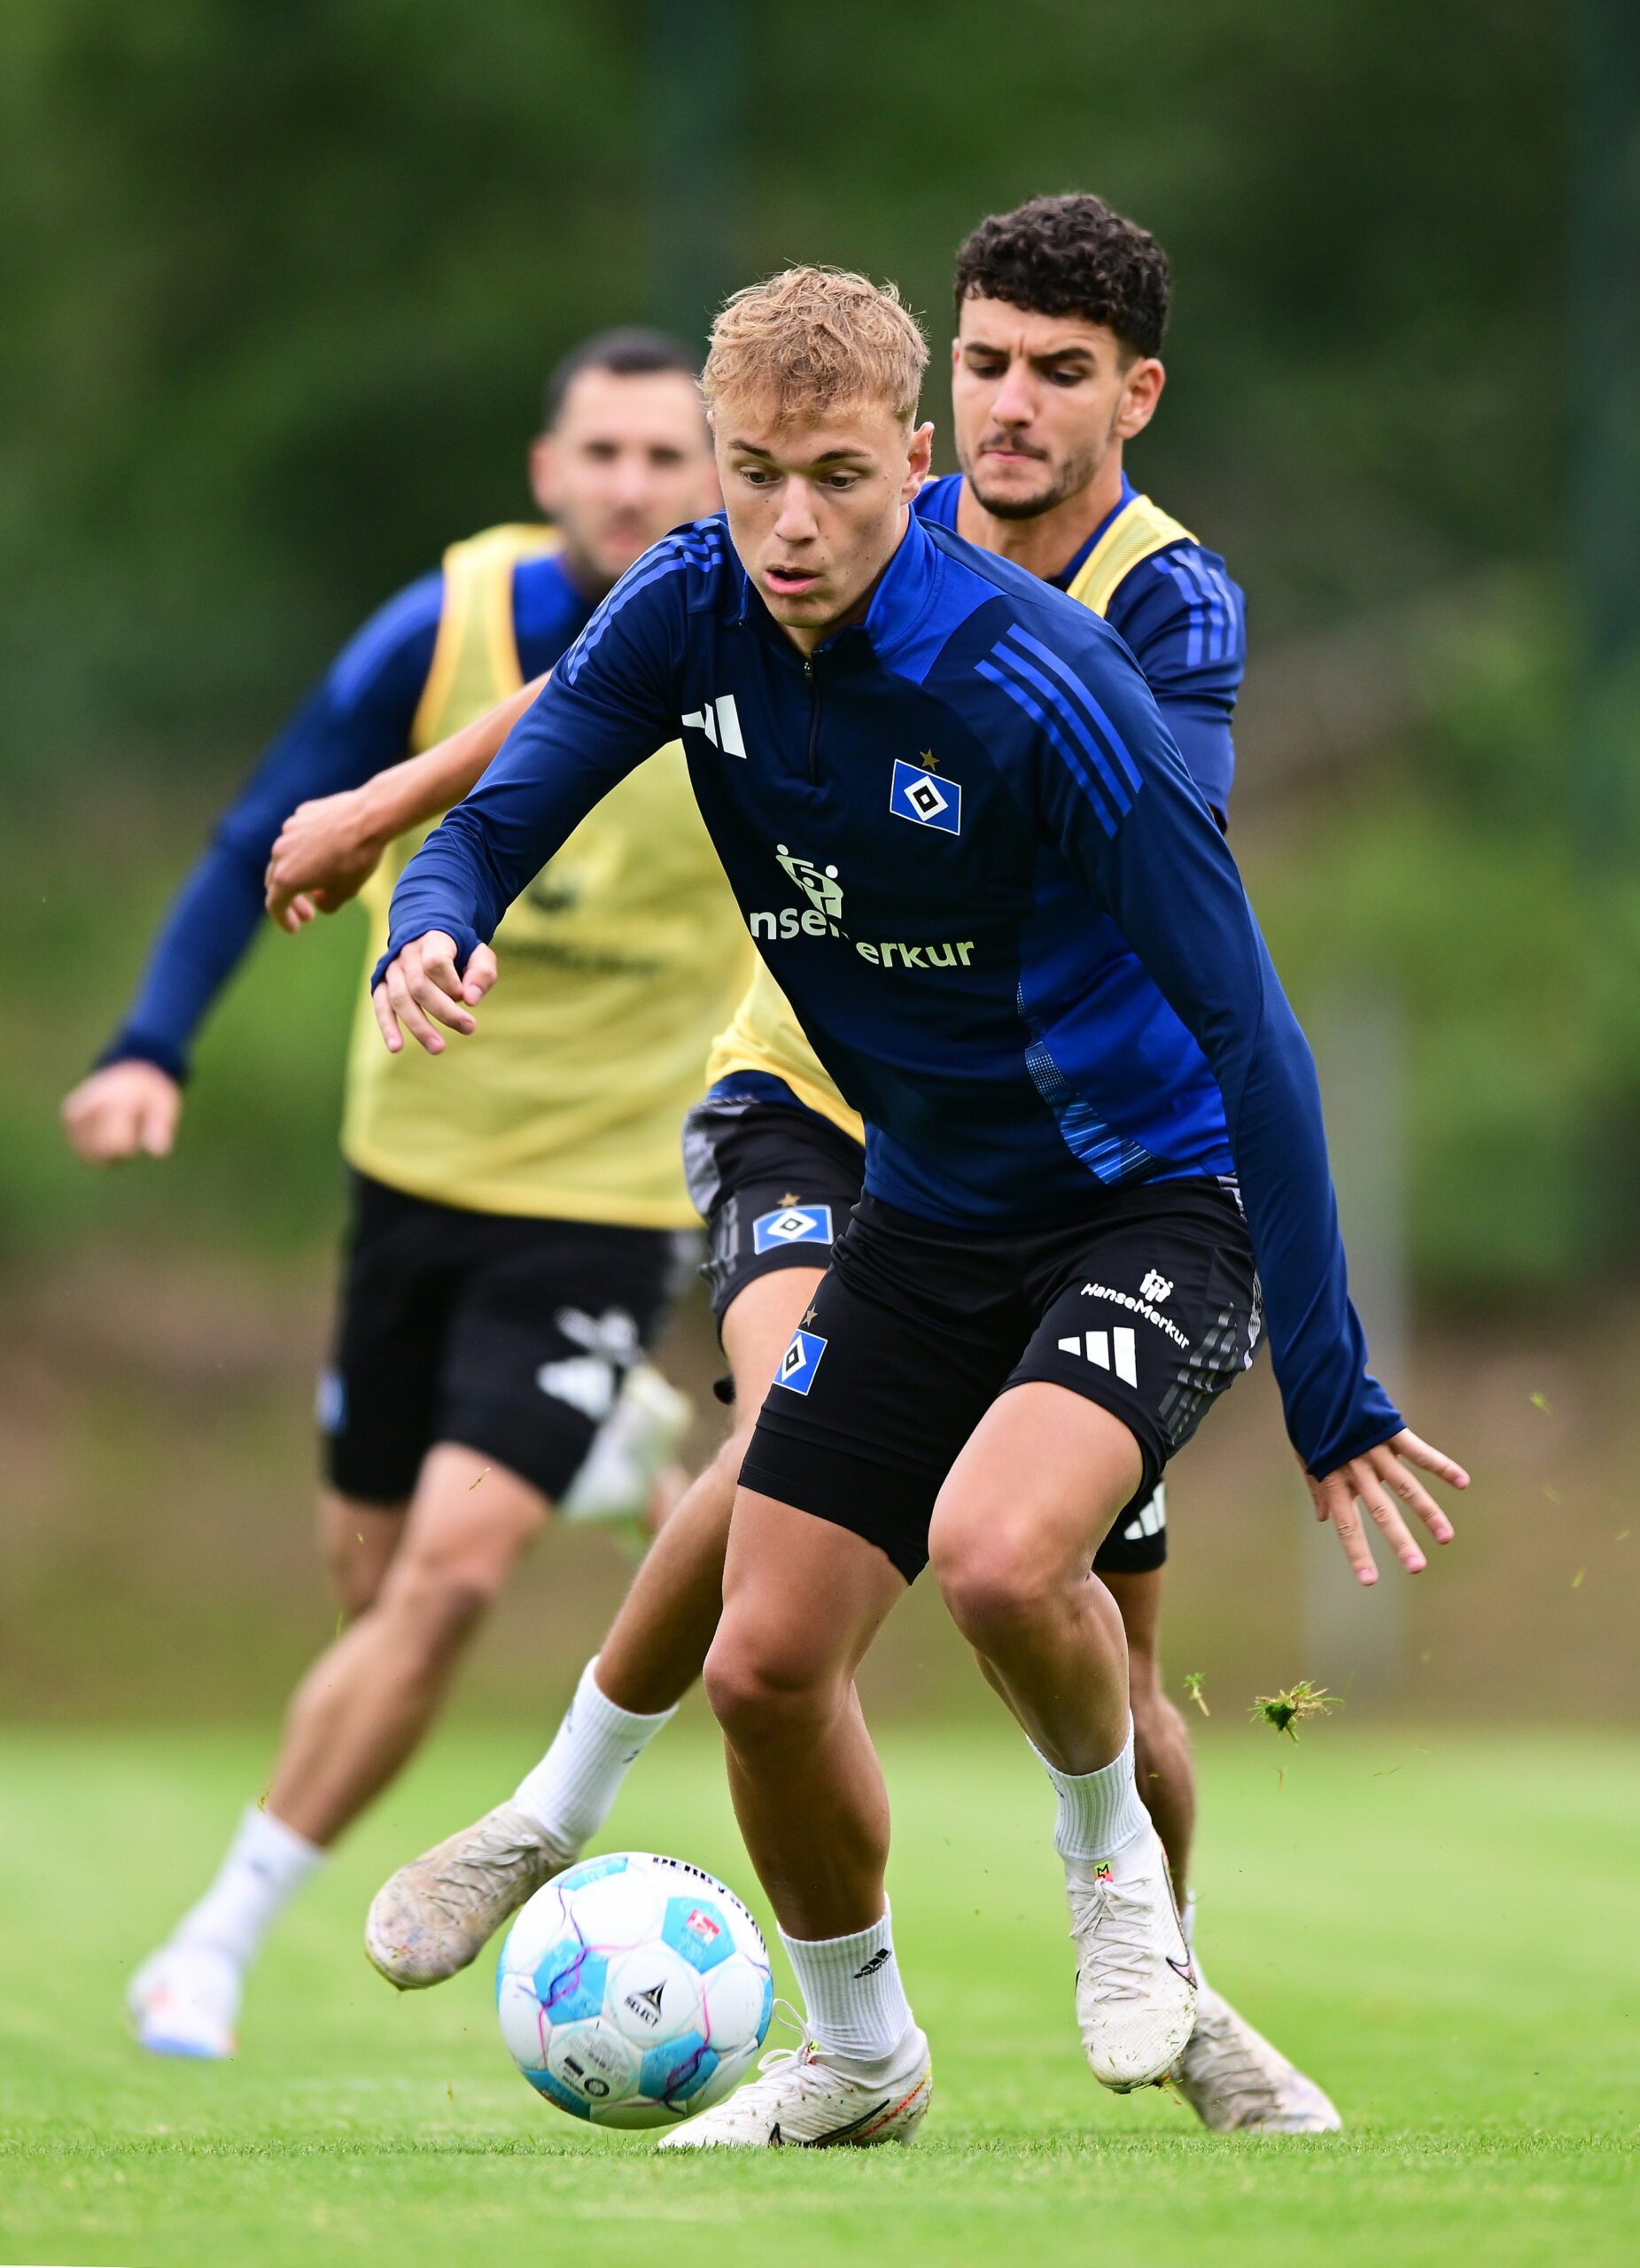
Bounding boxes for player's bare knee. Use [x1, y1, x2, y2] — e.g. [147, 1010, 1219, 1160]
[377, 1538, 509, 1653]
[932, 1533, 1059, 1653]
[703, 1622, 834, 1746]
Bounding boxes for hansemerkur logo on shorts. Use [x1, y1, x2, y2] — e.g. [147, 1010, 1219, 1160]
[748, 847, 976, 971]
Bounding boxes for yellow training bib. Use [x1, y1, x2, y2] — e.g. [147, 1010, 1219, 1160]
[706, 492, 1197, 1143]
[342, 524, 752, 1225]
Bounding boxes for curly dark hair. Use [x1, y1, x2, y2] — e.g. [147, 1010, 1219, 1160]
[953, 194, 1170, 361]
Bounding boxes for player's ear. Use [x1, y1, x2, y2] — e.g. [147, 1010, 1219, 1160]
[905, 419, 936, 495]
[528, 432, 562, 517]
[1115, 358, 1166, 443]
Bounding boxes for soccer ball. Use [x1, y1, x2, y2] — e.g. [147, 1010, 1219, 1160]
[495, 1852, 773, 2129]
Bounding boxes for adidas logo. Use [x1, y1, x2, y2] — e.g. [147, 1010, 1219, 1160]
[853, 1946, 892, 1980]
[1057, 1326, 1138, 1386]
[682, 694, 746, 757]
[1120, 1485, 1167, 1543]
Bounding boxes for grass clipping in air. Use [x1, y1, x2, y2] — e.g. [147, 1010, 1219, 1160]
[1251, 1681, 1339, 1742]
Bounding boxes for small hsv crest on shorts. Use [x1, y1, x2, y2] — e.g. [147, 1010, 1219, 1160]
[774, 1327, 827, 1394]
[752, 1202, 834, 1254]
[890, 756, 962, 835]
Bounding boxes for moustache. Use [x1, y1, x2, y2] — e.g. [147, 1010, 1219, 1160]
[977, 434, 1051, 462]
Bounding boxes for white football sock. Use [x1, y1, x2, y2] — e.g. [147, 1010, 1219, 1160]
[172, 1805, 324, 1969]
[780, 1903, 914, 2070]
[1034, 1717, 1149, 1865]
[512, 1656, 677, 1852]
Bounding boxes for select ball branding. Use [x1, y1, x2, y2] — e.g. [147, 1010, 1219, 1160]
[495, 1852, 773, 2129]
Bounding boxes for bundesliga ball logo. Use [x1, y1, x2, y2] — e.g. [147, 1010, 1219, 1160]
[495, 1852, 773, 2129]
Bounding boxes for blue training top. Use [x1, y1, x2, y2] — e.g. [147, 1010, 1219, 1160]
[913, 473, 1243, 821]
[98, 551, 595, 1082]
[384, 508, 1399, 1478]
[100, 483, 1237, 1083]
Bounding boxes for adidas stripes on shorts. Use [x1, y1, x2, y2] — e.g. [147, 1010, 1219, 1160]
[739, 1181, 1262, 1584]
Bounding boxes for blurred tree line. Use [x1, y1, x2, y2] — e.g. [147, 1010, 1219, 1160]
[4, 0, 1600, 1304]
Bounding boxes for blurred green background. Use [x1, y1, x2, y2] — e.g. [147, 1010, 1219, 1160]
[4, 0, 1635, 1722]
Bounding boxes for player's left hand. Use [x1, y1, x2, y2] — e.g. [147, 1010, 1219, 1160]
[372, 930, 498, 1055]
[1305, 1429, 1468, 1585]
[265, 789, 386, 932]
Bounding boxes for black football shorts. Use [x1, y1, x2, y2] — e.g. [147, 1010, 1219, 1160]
[318, 1173, 688, 1507]
[738, 1181, 1262, 1583]
[682, 1079, 867, 1326]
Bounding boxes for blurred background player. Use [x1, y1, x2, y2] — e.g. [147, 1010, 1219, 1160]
[60, 329, 747, 2059]
[273, 201, 1336, 2131]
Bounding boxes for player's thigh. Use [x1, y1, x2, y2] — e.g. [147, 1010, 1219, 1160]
[1006, 1178, 1261, 1565]
[377, 1442, 550, 1609]
[721, 1263, 827, 1413]
[439, 1215, 681, 1508]
[735, 1208, 1015, 1587]
[319, 1174, 454, 1510]
[319, 1490, 407, 1615]
[929, 1382, 1145, 1611]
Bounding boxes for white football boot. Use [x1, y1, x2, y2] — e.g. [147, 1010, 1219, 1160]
[364, 1802, 574, 1988]
[127, 1939, 241, 2059]
[657, 2019, 932, 2150]
[1067, 1821, 1197, 2091]
[1173, 1984, 1342, 2132]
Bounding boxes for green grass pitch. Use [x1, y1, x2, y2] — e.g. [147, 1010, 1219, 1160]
[1, 1718, 1636, 2267]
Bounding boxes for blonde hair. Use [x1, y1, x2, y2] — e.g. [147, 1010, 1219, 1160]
[702, 266, 929, 426]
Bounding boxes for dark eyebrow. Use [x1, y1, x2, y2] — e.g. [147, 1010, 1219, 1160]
[963, 340, 1097, 365]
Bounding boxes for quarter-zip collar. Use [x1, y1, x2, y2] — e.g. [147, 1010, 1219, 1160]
[730, 509, 945, 677]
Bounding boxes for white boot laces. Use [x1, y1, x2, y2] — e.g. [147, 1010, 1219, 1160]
[722, 2001, 840, 2116]
[1069, 1875, 1167, 2003]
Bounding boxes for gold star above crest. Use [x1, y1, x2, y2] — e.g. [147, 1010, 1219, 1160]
[918, 749, 939, 773]
[801, 1305, 819, 1329]
[780, 1192, 800, 1207]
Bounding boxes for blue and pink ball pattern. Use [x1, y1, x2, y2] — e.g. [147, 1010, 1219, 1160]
[495, 1852, 774, 2129]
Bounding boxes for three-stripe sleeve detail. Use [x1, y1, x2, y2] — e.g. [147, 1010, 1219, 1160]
[978, 626, 1145, 838]
[1154, 552, 1241, 669]
[560, 527, 723, 686]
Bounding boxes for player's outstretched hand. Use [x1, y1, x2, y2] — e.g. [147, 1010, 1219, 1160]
[1305, 1429, 1469, 1585]
[61, 1060, 182, 1164]
[372, 931, 498, 1055]
[265, 788, 386, 932]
